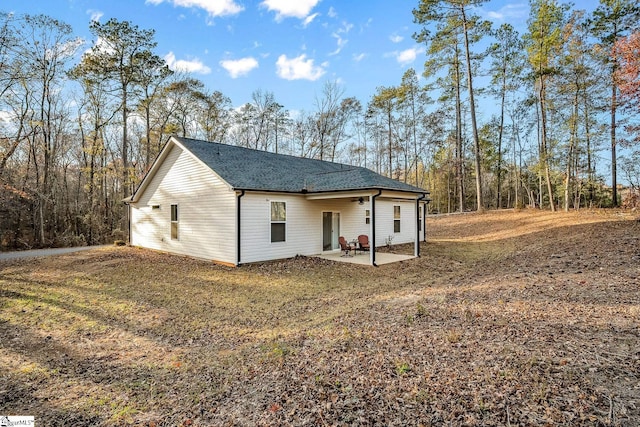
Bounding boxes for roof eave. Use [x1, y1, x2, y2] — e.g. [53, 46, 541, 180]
[232, 186, 428, 197]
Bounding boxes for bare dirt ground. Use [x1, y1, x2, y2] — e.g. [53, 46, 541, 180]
[1, 209, 639, 426]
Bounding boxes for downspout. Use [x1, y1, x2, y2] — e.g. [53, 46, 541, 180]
[416, 194, 427, 257]
[423, 196, 429, 242]
[236, 190, 245, 266]
[370, 189, 382, 267]
[128, 202, 131, 245]
[122, 198, 132, 244]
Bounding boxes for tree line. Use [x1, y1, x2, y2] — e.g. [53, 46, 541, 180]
[1, 0, 639, 250]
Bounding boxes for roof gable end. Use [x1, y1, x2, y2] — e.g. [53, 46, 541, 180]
[175, 137, 426, 194]
[131, 136, 427, 201]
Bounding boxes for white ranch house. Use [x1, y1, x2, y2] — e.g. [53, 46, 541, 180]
[126, 136, 430, 266]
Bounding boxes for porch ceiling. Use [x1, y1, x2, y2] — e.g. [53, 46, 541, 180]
[305, 190, 425, 201]
[304, 191, 373, 200]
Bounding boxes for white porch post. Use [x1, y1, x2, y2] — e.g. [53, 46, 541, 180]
[415, 198, 420, 257]
[370, 190, 382, 266]
[369, 196, 375, 266]
[415, 194, 427, 257]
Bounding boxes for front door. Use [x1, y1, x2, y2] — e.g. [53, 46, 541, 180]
[322, 212, 340, 251]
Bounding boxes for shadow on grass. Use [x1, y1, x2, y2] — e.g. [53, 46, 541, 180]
[0, 306, 233, 425]
[0, 214, 638, 424]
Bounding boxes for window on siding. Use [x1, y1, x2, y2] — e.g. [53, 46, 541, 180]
[394, 205, 401, 233]
[270, 201, 286, 243]
[365, 209, 370, 225]
[171, 204, 179, 240]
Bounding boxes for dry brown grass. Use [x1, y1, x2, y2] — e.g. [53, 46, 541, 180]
[1, 208, 639, 426]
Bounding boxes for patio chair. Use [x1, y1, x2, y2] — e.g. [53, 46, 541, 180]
[357, 235, 370, 253]
[338, 236, 355, 257]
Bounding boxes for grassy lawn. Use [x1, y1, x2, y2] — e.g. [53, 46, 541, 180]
[1, 209, 639, 426]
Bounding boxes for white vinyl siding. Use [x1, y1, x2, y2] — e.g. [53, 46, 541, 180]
[240, 195, 368, 263]
[238, 195, 419, 263]
[374, 200, 416, 247]
[241, 194, 314, 263]
[130, 140, 425, 264]
[130, 144, 236, 264]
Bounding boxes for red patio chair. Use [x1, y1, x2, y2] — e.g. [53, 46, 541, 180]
[338, 236, 355, 257]
[357, 235, 370, 253]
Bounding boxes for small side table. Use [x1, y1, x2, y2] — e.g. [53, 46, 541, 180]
[350, 240, 359, 255]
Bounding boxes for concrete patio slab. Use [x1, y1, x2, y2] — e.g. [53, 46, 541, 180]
[316, 251, 415, 265]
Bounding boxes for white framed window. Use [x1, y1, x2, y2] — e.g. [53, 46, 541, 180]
[170, 204, 179, 240]
[270, 201, 286, 243]
[394, 205, 401, 233]
[365, 209, 370, 225]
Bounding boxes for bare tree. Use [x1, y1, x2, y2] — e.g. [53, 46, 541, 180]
[75, 18, 165, 198]
[14, 14, 81, 244]
[312, 81, 344, 161]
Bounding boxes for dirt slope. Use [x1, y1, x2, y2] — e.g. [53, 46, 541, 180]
[0, 209, 638, 426]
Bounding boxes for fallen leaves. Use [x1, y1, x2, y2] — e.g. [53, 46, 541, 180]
[0, 209, 639, 425]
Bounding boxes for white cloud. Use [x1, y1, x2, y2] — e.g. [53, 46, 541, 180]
[164, 51, 212, 74]
[220, 57, 259, 78]
[87, 9, 103, 22]
[389, 34, 403, 43]
[352, 52, 366, 62]
[86, 36, 114, 55]
[261, 0, 320, 20]
[330, 33, 347, 56]
[328, 6, 337, 18]
[146, 0, 244, 17]
[337, 21, 353, 34]
[57, 38, 84, 60]
[329, 21, 352, 55]
[302, 12, 319, 27]
[386, 47, 423, 66]
[397, 48, 419, 64]
[276, 54, 326, 81]
[484, 3, 528, 22]
[0, 110, 13, 123]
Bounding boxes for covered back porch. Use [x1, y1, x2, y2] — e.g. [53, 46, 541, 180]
[306, 189, 429, 266]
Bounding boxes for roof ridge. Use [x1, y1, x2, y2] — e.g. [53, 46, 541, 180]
[173, 136, 427, 194]
[174, 136, 364, 170]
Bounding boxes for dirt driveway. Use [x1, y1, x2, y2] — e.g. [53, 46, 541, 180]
[0, 245, 108, 261]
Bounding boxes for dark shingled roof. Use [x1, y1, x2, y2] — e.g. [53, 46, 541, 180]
[175, 137, 427, 194]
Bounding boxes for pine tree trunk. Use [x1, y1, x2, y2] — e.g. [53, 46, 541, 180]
[454, 46, 464, 213]
[461, 6, 483, 213]
[610, 82, 618, 207]
[539, 76, 555, 212]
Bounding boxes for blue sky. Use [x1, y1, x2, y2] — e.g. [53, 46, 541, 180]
[5, 0, 600, 113]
